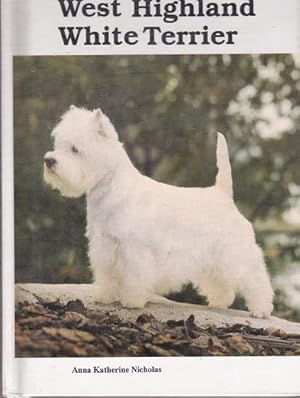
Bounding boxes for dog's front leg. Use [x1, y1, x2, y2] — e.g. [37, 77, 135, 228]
[93, 270, 119, 304]
[89, 234, 120, 304]
[118, 246, 152, 309]
[119, 280, 148, 309]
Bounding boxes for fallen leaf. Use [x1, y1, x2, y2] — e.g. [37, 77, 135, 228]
[42, 327, 59, 337]
[19, 316, 50, 326]
[226, 334, 254, 355]
[58, 328, 95, 343]
[63, 311, 88, 326]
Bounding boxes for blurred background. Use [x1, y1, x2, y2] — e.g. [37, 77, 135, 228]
[14, 55, 300, 321]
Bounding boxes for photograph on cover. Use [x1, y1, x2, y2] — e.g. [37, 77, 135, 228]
[14, 55, 300, 358]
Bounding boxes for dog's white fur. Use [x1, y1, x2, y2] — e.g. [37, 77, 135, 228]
[44, 106, 274, 318]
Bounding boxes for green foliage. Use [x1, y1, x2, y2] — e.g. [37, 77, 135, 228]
[14, 55, 300, 319]
[167, 283, 208, 305]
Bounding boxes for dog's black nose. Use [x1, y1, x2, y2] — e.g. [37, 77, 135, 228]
[44, 157, 57, 169]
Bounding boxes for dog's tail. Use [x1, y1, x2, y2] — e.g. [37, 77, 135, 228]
[215, 132, 233, 197]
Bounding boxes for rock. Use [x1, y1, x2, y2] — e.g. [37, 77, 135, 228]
[16, 283, 300, 334]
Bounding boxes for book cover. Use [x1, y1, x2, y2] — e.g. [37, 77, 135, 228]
[2, 0, 300, 396]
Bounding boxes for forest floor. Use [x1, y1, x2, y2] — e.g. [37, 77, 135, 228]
[16, 298, 300, 357]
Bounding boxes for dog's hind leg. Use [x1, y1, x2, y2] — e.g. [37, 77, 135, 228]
[242, 271, 274, 318]
[243, 279, 274, 318]
[237, 246, 274, 318]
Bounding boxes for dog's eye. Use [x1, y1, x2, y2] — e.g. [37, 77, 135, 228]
[71, 145, 79, 154]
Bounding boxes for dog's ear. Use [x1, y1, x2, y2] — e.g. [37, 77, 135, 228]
[94, 108, 118, 140]
[94, 108, 105, 136]
[94, 108, 102, 121]
[70, 105, 76, 111]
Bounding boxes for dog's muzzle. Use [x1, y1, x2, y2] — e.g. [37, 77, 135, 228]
[44, 157, 57, 169]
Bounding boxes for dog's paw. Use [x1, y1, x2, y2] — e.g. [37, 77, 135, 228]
[208, 295, 234, 310]
[250, 310, 268, 319]
[120, 294, 147, 309]
[249, 303, 273, 319]
[207, 288, 235, 310]
[96, 289, 118, 305]
[250, 310, 271, 319]
[208, 299, 230, 310]
[98, 296, 116, 305]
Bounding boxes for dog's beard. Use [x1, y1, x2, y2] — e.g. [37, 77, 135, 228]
[43, 162, 86, 198]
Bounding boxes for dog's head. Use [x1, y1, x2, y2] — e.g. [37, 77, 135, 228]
[44, 105, 119, 197]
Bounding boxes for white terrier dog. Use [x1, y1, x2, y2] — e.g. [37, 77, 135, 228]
[44, 106, 274, 318]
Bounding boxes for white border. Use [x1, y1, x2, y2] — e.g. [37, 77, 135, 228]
[9, 357, 300, 396]
[2, 3, 16, 396]
[5, 0, 300, 55]
[2, 0, 300, 396]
